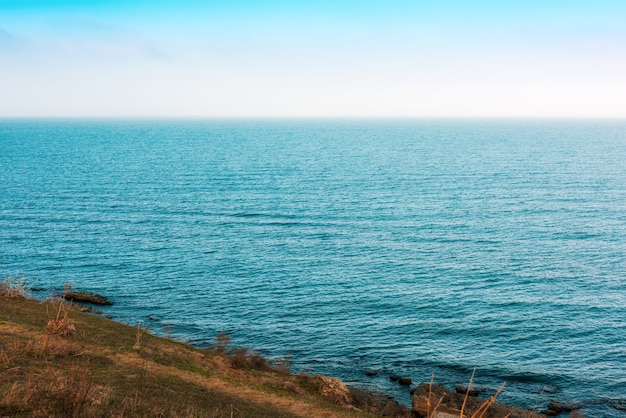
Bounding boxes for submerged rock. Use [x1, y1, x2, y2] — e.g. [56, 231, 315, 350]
[610, 399, 626, 411]
[548, 400, 581, 412]
[62, 291, 113, 306]
[455, 385, 480, 397]
[542, 385, 560, 394]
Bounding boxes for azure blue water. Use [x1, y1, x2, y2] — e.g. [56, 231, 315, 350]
[1, 119, 625, 416]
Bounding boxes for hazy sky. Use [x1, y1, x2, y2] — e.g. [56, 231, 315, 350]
[1, 1, 626, 117]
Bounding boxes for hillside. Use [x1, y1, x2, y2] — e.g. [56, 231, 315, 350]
[0, 282, 406, 417]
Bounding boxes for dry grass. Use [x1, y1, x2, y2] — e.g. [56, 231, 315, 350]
[0, 275, 26, 298]
[132, 322, 148, 350]
[471, 382, 507, 418]
[460, 367, 476, 418]
[426, 373, 444, 418]
[33, 334, 80, 358]
[424, 370, 507, 418]
[54, 360, 95, 417]
[45, 300, 77, 336]
[0, 352, 95, 417]
[0, 294, 374, 418]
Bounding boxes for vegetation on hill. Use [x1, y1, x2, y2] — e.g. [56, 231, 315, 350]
[1, 277, 399, 417]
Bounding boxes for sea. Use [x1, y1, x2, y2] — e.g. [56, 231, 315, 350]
[1, 119, 625, 416]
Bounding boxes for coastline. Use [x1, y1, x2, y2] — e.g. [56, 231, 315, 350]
[1, 287, 406, 417]
[1, 284, 575, 417]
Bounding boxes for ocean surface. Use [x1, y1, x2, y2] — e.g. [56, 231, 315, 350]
[1, 119, 625, 416]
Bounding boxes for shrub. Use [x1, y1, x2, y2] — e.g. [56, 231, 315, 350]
[248, 352, 270, 371]
[213, 332, 231, 354]
[228, 348, 275, 371]
[230, 348, 249, 369]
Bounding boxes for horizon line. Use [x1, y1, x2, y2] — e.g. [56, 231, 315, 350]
[2, 115, 626, 121]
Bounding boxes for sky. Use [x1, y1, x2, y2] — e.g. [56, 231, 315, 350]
[1, 1, 626, 118]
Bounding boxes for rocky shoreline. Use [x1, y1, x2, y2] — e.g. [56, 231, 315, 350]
[316, 376, 586, 417]
[49, 287, 599, 417]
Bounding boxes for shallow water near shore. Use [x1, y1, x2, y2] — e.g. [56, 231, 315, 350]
[2, 119, 626, 416]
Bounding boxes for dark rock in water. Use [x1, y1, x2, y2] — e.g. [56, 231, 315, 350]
[389, 375, 401, 382]
[455, 385, 480, 397]
[542, 385, 560, 394]
[540, 409, 558, 416]
[348, 386, 410, 417]
[610, 399, 626, 411]
[28, 287, 46, 292]
[398, 377, 412, 386]
[548, 400, 581, 412]
[364, 370, 378, 377]
[62, 291, 113, 306]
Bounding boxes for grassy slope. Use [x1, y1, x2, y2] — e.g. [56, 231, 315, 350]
[0, 294, 375, 417]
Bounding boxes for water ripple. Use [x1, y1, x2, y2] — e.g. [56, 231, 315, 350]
[2, 119, 626, 416]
